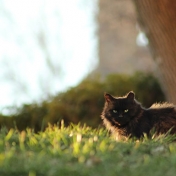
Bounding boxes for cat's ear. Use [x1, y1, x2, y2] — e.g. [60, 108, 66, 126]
[127, 91, 135, 101]
[104, 93, 115, 103]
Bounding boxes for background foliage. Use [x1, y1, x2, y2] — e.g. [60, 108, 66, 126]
[0, 72, 165, 131]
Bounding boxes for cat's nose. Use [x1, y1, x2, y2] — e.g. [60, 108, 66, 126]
[119, 114, 123, 118]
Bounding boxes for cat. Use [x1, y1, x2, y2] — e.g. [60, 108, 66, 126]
[101, 91, 176, 140]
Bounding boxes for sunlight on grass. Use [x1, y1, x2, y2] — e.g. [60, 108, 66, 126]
[0, 124, 176, 176]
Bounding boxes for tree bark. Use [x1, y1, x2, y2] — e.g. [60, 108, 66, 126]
[133, 0, 176, 103]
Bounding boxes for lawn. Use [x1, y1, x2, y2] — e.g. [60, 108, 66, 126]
[0, 122, 176, 176]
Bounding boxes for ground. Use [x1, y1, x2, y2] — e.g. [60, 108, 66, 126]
[0, 123, 176, 176]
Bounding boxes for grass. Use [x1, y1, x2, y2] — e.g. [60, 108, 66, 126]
[0, 122, 176, 176]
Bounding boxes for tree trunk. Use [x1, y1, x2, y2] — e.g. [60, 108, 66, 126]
[133, 0, 176, 103]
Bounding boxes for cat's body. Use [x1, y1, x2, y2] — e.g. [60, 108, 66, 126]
[101, 91, 176, 139]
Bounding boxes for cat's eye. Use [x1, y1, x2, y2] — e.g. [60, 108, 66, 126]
[124, 109, 129, 113]
[113, 110, 118, 113]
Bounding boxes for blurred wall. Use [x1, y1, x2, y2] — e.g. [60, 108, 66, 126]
[96, 0, 155, 76]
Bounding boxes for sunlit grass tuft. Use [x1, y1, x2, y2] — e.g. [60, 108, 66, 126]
[0, 124, 176, 176]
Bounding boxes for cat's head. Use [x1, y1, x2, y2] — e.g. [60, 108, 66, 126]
[102, 91, 140, 127]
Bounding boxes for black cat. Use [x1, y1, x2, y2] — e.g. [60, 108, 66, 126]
[101, 91, 176, 139]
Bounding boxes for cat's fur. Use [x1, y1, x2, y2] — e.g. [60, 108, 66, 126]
[101, 91, 176, 139]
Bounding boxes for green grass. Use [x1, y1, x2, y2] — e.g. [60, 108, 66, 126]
[0, 123, 176, 176]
